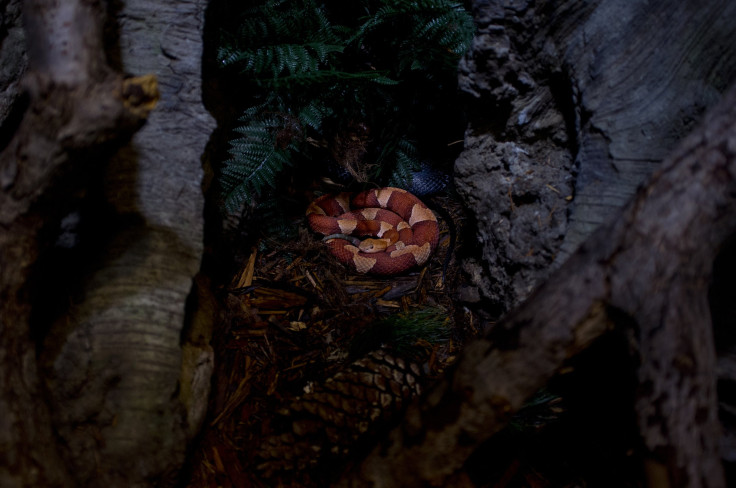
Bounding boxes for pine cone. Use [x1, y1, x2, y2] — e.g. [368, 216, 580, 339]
[256, 348, 424, 477]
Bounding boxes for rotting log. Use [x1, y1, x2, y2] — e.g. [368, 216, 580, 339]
[337, 81, 736, 488]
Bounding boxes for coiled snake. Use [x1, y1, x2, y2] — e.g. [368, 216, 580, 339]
[306, 187, 439, 275]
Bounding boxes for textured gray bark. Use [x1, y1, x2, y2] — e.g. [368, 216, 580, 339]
[0, 0, 157, 485]
[39, 1, 215, 487]
[0, 0, 214, 486]
[0, 0, 26, 124]
[455, 0, 736, 311]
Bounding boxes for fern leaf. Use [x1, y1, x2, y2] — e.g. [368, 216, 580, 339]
[241, 94, 280, 119]
[308, 42, 344, 62]
[412, 8, 474, 56]
[387, 138, 423, 188]
[219, 106, 302, 212]
[217, 44, 249, 67]
[297, 100, 332, 131]
[265, 68, 397, 88]
[353, 0, 474, 63]
[218, 0, 348, 80]
[220, 177, 252, 212]
[369, 74, 401, 85]
[216, 0, 472, 212]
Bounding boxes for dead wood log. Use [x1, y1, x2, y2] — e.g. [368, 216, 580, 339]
[36, 0, 215, 485]
[0, 0, 158, 486]
[337, 81, 736, 488]
[455, 0, 736, 311]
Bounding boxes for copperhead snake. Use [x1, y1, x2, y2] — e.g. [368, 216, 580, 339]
[306, 187, 440, 275]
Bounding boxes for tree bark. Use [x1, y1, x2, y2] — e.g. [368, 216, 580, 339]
[454, 0, 736, 312]
[0, 0, 26, 127]
[338, 81, 736, 488]
[0, 0, 214, 486]
[37, 1, 215, 487]
[0, 0, 157, 485]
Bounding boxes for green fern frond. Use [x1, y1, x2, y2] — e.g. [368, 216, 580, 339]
[241, 94, 279, 119]
[220, 41, 348, 85]
[355, 0, 468, 35]
[374, 138, 423, 188]
[221, 146, 292, 212]
[266, 68, 398, 88]
[309, 42, 345, 62]
[217, 0, 472, 211]
[297, 100, 332, 132]
[221, 44, 319, 77]
[216, 44, 247, 67]
[218, 0, 347, 79]
[410, 6, 474, 55]
[353, 0, 474, 73]
[220, 106, 302, 212]
[235, 0, 320, 43]
[310, 4, 343, 44]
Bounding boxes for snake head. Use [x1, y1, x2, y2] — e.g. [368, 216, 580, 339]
[359, 238, 389, 253]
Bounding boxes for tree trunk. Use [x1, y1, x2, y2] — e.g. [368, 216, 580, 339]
[454, 0, 736, 312]
[0, 0, 214, 486]
[337, 37, 736, 488]
[0, 0, 149, 485]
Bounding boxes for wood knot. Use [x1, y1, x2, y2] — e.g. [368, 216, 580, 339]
[122, 74, 159, 118]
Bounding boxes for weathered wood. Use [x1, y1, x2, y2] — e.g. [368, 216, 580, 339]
[0, 0, 26, 125]
[0, 0, 214, 486]
[0, 0, 157, 486]
[338, 81, 736, 488]
[455, 0, 736, 312]
[37, 1, 215, 486]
